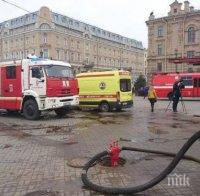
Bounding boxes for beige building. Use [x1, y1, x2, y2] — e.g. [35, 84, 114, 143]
[0, 6, 144, 79]
[146, 0, 200, 79]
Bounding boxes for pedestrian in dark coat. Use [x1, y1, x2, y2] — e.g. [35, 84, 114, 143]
[172, 79, 184, 112]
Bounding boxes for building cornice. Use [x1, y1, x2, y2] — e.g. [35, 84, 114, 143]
[146, 10, 200, 25]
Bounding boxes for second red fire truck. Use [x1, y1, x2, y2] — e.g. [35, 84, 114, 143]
[0, 57, 79, 120]
[152, 72, 200, 99]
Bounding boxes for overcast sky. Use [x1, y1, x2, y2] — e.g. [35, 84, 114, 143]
[0, 0, 199, 47]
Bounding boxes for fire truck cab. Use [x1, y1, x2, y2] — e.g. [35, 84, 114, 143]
[0, 57, 79, 120]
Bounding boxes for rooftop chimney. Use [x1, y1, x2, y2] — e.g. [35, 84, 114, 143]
[190, 6, 194, 12]
[184, 1, 190, 12]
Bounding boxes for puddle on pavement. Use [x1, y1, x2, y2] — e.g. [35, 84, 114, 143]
[24, 190, 59, 196]
[129, 154, 162, 164]
[45, 125, 73, 134]
[67, 110, 132, 125]
[147, 138, 169, 143]
[179, 118, 200, 124]
[0, 144, 13, 149]
[148, 126, 169, 134]
[171, 123, 183, 128]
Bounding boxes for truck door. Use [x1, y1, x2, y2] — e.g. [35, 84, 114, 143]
[193, 78, 200, 97]
[119, 79, 133, 102]
[29, 66, 46, 96]
[0, 65, 22, 109]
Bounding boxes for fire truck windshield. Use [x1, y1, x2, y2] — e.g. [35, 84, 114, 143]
[44, 65, 73, 78]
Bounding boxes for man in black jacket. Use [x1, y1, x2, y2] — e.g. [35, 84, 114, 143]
[172, 79, 185, 112]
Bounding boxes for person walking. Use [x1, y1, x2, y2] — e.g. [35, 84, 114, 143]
[147, 86, 157, 112]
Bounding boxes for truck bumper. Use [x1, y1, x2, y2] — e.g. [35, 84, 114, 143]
[39, 95, 79, 110]
[111, 100, 133, 109]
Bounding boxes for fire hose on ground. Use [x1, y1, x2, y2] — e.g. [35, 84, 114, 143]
[81, 130, 200, 195]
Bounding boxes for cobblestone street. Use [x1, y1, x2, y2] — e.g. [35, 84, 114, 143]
[0, 97, 199, 196]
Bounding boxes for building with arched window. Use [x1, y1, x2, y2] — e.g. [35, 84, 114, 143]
[0, 6, 145, 80]
[188, 26, 195, 43]
[146, 0, 200, 79]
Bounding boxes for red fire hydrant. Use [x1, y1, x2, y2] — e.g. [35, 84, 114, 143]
[109, 141, 121, 167]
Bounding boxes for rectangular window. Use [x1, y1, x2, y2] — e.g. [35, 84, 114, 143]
[32, 36, 35, 44]
[64, 52, 68, 61]
[194, 78, 198, 87]
[6, 66, 16, 79]
[56, 50, 60, 60]
[64, 38, 67, 46]
[86, 43, 89, 50]
[187, 51, 194, 58]
[85, 57, 89, 64]
[43, 49, 48, 58]
[32, 67, 43, 79]
[181, 76, 193, 86]
[158, 26, 163, 37]
[78, 53, 81, 61]
[43, 34, 47, 44]
[158, 44, 163, 55]
[71, 53, 74, 62]
[77, 41, 80, 49]
[157, 63, 162, 72]
[120, 79, 131, 92]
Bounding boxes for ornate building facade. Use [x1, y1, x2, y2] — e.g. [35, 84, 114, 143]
[0, 6, 144, 79]
[146, 0, 200, 78]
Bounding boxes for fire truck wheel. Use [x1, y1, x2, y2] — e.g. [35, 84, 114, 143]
[99, 102, 110, 112]
[55, 108, 68, 117]
[23, 99, 41, 120]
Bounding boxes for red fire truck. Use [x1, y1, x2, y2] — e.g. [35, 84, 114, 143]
[0, 57, 79, 120]
[152, 72, 200, 99]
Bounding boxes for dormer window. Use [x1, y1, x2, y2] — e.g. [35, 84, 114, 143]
[69, 20, 73, 25]
[174, 8, 177, 13]
[75, 22, 79, 27]
[62, 16, 67, 23]
[54, 15, 58, 21]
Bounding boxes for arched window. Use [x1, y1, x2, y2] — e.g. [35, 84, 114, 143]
[188, 27, 195, 43]
[39, 23, 50, 30]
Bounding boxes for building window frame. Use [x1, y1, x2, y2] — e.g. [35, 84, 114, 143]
[43, 49, 49, 58]
[56, 49, 60, 60]
[157, 62, 162, 72]
[188, 27, 195, 43]
[187, 51, 194, 58]
[158, 26, 164, 37]
[43, 33, 47, 44]
[157, 44, 163, 56]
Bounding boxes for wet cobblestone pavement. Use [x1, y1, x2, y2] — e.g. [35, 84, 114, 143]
[0, 97, 199, 196]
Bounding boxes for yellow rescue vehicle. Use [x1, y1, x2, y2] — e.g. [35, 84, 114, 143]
[76, 70, 133, 112]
